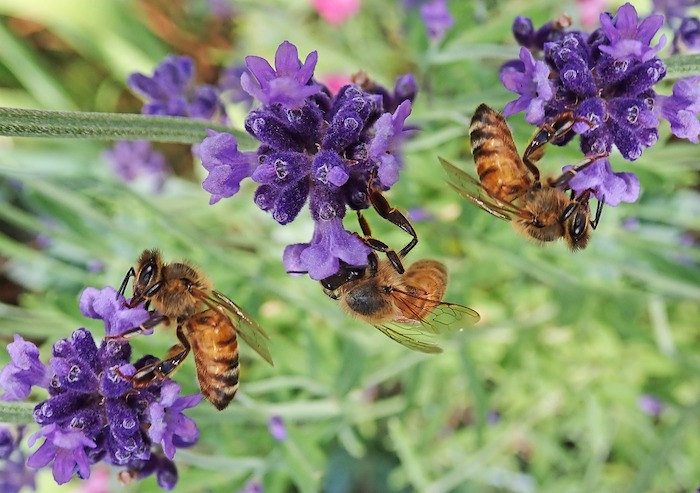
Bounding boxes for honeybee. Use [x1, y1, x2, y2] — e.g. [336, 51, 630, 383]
[114, 249, 273, 410]
[440, 104, 607, 250]
[322, 252, 480, 353]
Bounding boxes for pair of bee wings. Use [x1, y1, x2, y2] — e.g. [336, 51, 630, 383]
[374, 286, 480, 354]
[439, 157, 532, 223]
[201, 289, 274, 366]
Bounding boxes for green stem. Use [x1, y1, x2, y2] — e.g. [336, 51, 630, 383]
[0, 107, 245, 144]
[0, 401, 36, 424]
[664, 54, 700, 80]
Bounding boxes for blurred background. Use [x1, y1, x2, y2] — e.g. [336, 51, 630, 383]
[0, 0, 698, 492]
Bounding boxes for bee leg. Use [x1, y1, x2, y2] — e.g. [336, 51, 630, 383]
[368, 188, 418, 259]
[127, 327, 191, 387]
[105, 313, 170, 340]
[358, 210, 405, 274]
[550, 152, 610, 188]
[117, 267, 136, 299]
[590, 196, 604, 229]
[522, 112, 598, 180]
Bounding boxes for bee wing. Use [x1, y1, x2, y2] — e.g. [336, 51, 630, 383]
[390, 286, 481, 334]
[439, 157, 530, 222]
[373, 323, 443, 354]
[369, 288, 480, 353]
[208, 290, 274, 366]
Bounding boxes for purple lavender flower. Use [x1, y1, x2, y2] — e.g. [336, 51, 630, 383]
[267, 415, 287, 441]
[656, 76, 700, 142]
[638, 394, 664, 416]
[368, 100, 412, 187]
[0, 426, 37, 493]
[0, 286, 202, 490]
[678, 16, 700, 51]
[238, 480, 264, 493]
[500, 47, 553, 124]
[419, 0, 454, 42]
[103, 141, 170, 193]
[0, 335, 50, 401]
[503, 3, 666, 161]
[511, 14, 573, 52]
[147, 380, 201, 460]
[240, 41, 323, 109]
[598, 3, 666, 61]
[79, 286, 150, 337]
[497, 2, 693, 207]
[283, 217, 370, 280]
[653, 0, 700, 23]
[119, 452, 179, 490]
[200, 41, 416, 280]
[219, 64, 255, 108]
[128, 55, 226, 123]
[565, 157, 640, 206]
[27, 423, 96, 484]
[198, 130, 259, 205]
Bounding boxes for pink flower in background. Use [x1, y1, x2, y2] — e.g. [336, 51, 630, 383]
[320, 73, 352, 95]
[577, 0, 611, 28]
[310, 0, 361, 25]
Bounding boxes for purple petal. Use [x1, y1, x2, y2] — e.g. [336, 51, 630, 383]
[199, 131, 258, 203]
[566, 157, 640, 206]
[0, 335, 50, 400]
[285, 217, 370, 280]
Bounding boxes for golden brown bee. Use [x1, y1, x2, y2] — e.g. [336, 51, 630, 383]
[322, 252, 480, 353]
[440, 104, 608, 250]
[114, 249, 273, 410]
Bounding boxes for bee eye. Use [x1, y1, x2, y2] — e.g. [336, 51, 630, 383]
[139, 263, 156, 287]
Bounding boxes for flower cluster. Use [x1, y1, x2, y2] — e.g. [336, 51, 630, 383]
[0, 287, 201, 490]
[199, 40, 417, 280]
[106, 54, 242, 191]
[653, 0, 700, 52]
[0, 426, 37, 493]
[500, 2, 700, 206]
[128, 55, 227, 123]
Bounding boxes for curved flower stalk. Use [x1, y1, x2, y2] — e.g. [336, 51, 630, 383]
[198, 40, 417, 280]
[0, 286, 202, 490]
[499, 2, 700, 208]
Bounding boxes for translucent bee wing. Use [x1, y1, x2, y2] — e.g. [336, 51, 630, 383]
[390, 287, 481, 334]
[209, 290, 274, 366]
[373, 324, 443, 354]
[367, 287, 480, 353]
[439, 157, 530, 221]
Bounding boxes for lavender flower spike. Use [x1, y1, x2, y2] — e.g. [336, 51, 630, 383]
[199, 130, 259, 204]
[565, 157, 640, 206]
[420, 0, 455, 42]
[501, 47, 553, 125]
[599, 2, 667, 62]
[656, 76, 700, 143]
[103, 141, 170, 193]
[0, 334, 50, 401]
[19, 286, 201, 490]
[241, 41, 323, 108]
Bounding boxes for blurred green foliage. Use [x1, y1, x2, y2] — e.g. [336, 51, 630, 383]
[0, 0, 699, 492]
